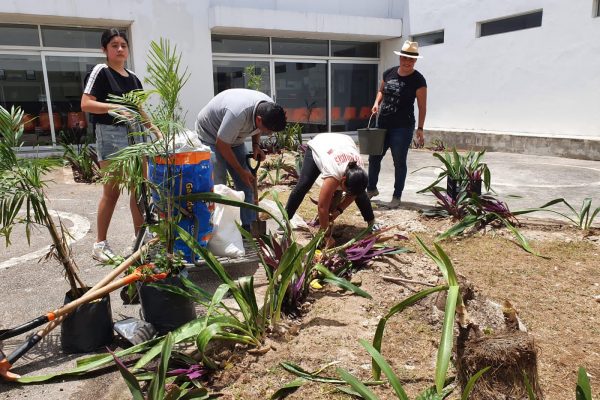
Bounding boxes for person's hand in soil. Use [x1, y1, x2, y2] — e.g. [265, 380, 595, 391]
[323, 236, 336, 249]
[329, 209, 342, 223]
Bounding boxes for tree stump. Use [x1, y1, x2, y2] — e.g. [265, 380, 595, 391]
[456, 325, 543, 399]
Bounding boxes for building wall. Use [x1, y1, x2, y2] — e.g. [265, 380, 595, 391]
[404, 0, 600, 139]
[1, 0, 599, 143]
[0, 0, 215, 128]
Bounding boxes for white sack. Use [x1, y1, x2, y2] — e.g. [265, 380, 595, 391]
[208, 184, 245, 257]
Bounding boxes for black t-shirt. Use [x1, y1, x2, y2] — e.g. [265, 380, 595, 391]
[83, 64, 143, 126]
[378, 67, 426, 129]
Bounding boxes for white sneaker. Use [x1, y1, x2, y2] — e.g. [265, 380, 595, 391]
[92, 240, 116, 262]
[369, 221, 387, 232]
[129, 231, 155, 252]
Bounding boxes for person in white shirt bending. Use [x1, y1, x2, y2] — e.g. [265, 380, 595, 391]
[285, 132, 378, 247]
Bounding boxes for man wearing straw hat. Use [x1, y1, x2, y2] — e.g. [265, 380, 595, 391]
[367, 40, 427, 208]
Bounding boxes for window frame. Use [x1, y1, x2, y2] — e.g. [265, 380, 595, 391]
[411, 30, 445, 47]
[477, 9, 543, 38]
[0, 23, 128, 149]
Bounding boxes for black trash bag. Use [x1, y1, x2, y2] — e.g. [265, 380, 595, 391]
[61, 288, 113, 353]
[138, 274, 196, 336]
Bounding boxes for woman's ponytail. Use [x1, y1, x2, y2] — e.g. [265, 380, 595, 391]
[344, 160, 368, 195]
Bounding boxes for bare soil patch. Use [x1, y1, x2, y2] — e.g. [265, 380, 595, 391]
[209, 187, 600, 399]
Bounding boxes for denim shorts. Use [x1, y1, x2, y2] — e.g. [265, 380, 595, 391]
[95, 123, 145, 161]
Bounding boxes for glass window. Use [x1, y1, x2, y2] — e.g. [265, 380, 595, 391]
[211, 35, 269, 54]
[213, 60, 271, 95]
[272, 38, 328, 56]
[275, 62, 327, 133]
[480, 11, 543, 37]
[0, 24, 40, 46]
[331, 41, 378, 58]
[45, 55, 106, 144]
[0, 54, 49, 146]
[41, 26, 106, 48]
[331, 63, 378, 132]
[412, 30, 444, 47]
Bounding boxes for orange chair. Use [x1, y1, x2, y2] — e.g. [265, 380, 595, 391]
[309, 107, 325, 123]
[291, 108, 307, 123]
[331, 106, 341, 122]
[359, 106, 372, 119]
[23, 114, 36, 132]
[343, 107, 357, 121]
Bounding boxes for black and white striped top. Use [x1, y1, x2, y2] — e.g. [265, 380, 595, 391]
[83, 64, 143, 125]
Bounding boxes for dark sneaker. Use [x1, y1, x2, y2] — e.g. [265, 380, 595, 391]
[367, 189, 379, 199]
[388, 197, 402, 208]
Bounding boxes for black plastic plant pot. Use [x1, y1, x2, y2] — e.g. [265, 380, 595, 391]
[447, 177, 482, 201]
[138, 275, 196, 336]
[61, 287, 113, 354]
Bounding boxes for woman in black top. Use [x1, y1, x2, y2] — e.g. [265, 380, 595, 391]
[367, 41, 427, 208]
[81, 28, 146, 262]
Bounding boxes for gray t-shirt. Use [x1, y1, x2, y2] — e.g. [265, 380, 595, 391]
[195, 89, 273, 146]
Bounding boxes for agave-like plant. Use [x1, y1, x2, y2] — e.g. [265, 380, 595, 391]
[416, 148, 491, 196]
[527, 197, 600, 232]
[0, 105, 86, 296]
[111, 332, 218, 399]
[249, 192, 372, 318]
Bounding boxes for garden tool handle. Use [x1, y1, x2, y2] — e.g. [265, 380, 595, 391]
[245, 153, 261, 177]
[0, 240, 155, 341]
[0, 269, 168, 374]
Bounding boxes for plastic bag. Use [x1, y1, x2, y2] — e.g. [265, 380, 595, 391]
[208, 184, 245, 257]
[159, 129, 209, 153]
[113, 317, 157, 345]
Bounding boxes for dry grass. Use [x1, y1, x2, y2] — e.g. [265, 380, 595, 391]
[213, 180, 600, 399]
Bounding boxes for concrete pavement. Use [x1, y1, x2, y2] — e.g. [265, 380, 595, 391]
[0, 148, 599, 399]
[367, 148, 600, 219]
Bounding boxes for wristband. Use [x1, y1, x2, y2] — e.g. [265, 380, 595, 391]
[417, 127, 423, 130]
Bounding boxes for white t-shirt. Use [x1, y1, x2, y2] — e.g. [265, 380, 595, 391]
[307, 133, 364, 181]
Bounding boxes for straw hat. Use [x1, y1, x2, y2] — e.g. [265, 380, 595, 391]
[393, 41, 423, 59]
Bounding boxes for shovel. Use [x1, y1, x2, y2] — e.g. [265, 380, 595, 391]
[245, 153, 267, 237]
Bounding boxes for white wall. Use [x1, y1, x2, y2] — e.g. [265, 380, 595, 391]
[2, 0, 598, 140]
[405, 0, 600, 138]
[209, 0, 403, 19]
[0, 0, 215, 129]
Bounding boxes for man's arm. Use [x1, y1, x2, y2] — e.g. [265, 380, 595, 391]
[251, 133, 265, 161]
[215, 138, 254, 187]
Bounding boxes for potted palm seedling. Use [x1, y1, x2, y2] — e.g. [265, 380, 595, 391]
[0, 106, 112, 353]
[100, 39, 212, 335]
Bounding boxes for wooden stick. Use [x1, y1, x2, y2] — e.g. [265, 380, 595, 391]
[381, 275, 436, 287]
[91, 238, 157, 291]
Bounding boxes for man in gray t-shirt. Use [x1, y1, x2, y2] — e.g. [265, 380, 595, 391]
[195, 88, 286, 228]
